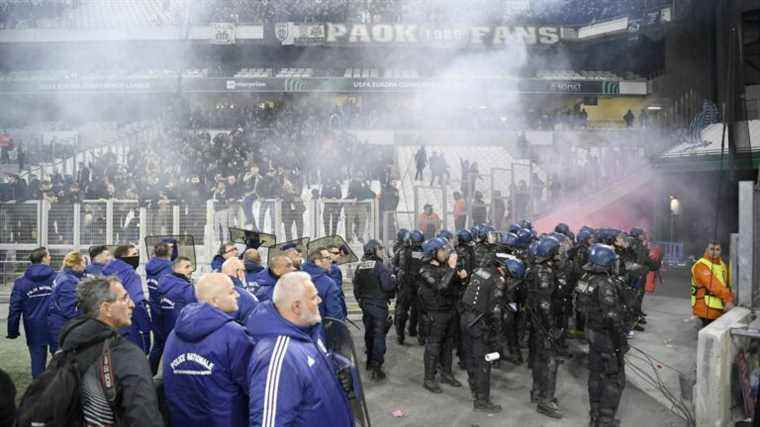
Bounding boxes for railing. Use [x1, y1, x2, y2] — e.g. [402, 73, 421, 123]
[0, 197, 380, 273]
[651, 241, 685, 266]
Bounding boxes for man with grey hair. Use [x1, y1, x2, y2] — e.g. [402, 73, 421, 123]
[246, 272, 353, 426]
[57, 276, 163, 427]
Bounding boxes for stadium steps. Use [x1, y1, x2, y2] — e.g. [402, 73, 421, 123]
[533, 162, 655, 232]
[396, 144, 548, 230]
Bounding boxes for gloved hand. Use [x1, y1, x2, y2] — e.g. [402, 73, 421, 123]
[336, 367, 356, 399]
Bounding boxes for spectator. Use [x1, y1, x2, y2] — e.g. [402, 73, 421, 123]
[102, 245, 152, 354]
[246, 272, 354, 427]
[253, 255, 295, 302]
[453, 191, 466, 231]
[47, 250, 87, 353]
[549, 174, 562, 204]
[320, 176, 343, 236]
[86, 245, 112, 277]
[491, 191, 506, 230]
[211, 241, 238, 272]
[379, 179, 400, 241]
[470, 191, 488, 226]
[281, 177, 305, 241]
[623, 109, 635, 127]
[414, 145, 427, 181]
[256, 167, 280, 233]
[639, 109, 649, 128]
[344, 174, 375, 244]
[418, 203, 441, 240]
[163, 273, 255, 427]
[302, 248, 345, 321]
[59, 276, 163, 427]
[241, 164, 261, 229]
[7, 247, 56, 378]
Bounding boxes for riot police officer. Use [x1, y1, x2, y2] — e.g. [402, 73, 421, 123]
[460, 255, 523, 413]
[527, 235, 563, 419]
[550, 231, 576, 356]
[497, 234, 527, 365]
[354, 240, 396, 381]
[571, 226, 594, 336]
[454, 229, 476, 368]
[578, 244, 628, 427]
[474, 225, 499, 268]
[395, 230, 425, 345]
[419, 238, 467, 393]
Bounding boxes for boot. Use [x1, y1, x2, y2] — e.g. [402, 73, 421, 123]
[417, 335, 425, 345]
[474, 399, 503, 413]
[506, 351, 524, 366]
[370, 364, 386, 381]
[440, 372, 462, 387]
[536, 400, 563, 419]
[423, 379, 442, 393]
[530, 389, 539, 403]
[638, 317, 647, 325]
[408, 327, 417, 337]
[396, 333, 405, 345]
[633, 324, 645, 332]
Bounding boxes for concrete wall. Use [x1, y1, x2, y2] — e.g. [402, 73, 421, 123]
[695, 307, 753, 427]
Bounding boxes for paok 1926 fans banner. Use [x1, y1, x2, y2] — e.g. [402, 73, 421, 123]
[270, 22, 561, 47]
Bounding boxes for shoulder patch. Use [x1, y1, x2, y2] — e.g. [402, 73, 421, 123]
[411, 251, 425, 259]
[475, 269, 491, 280]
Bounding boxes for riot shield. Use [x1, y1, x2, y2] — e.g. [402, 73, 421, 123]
[267, 237, 310, 268]
[322, 317, 371, 427]
[144, 235, 197, 270]
[228, 227, 276, 250]
[308, 235, 358, 265]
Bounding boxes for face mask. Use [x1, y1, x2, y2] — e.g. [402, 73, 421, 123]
[121, 255, 140, 270]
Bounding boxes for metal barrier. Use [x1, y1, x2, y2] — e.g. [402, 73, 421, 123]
[0, 259, 29, 289]
[651, 241, 685, 266]
[308, 199, 379, 243]
[0, 201, 40, 246]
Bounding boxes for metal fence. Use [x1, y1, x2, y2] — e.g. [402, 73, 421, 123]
[0, 198, 381, 276]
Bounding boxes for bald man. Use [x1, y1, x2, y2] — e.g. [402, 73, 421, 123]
[253, 255, 295, 302]
[246, 272, 353, 427]
[222, 258, 260, 324]
[163, 273, 255, 427]
[243, 249, 264, 291]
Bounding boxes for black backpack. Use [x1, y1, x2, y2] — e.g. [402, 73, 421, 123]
[14, 334, 119, 427]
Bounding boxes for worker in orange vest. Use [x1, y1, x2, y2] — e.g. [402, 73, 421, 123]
[691, 241, 734, 327]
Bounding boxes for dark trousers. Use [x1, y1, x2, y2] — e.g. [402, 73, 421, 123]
[454, 215, 466, 231]
[415, 166, 424, 181]
[587, 329, 625, 425]
[530, 331, 558, 403]
[461, 312, 492, 402]
[395, 283, 420, 338]
[361, 301, 389, 366]
[323, 204, 341, 236]
[242, 194, 258, 228]
[282, 210, 304, 241]
[503, 308, 520, 356]
[29, 344, 49, 378]
[422, 310, 457, 381]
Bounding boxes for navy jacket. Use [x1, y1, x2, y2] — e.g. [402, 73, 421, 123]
[47, 268, 85, 346]
[246, 301, 353, 427]
[329, 263, 347, 318]
[85, 261, 107, 277]
[163, 303, 255, 427]
[302, 262, 345, 320]
[145, 257, 172, 338]
[211, 255, 224, 272]
[244, 260, 265, 292]
[157, 272, 196, 341]
[252, 269, 280, 302]
[102, 259, 152, 353]
[7, 264, 56, 346]
[230, 277, 259, 324]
